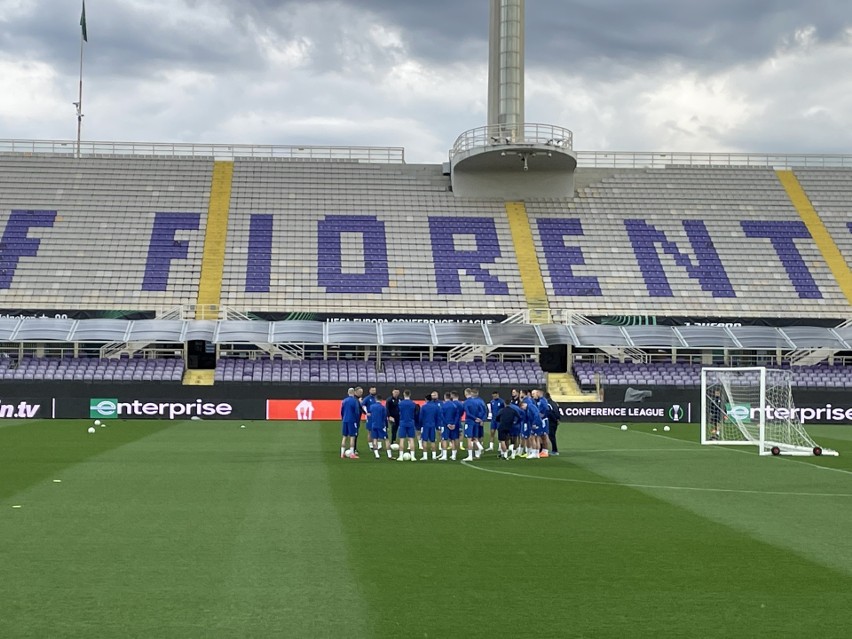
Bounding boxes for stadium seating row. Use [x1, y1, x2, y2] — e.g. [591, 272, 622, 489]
[0, 155, 850, 319]
[573, 361, 852, 389]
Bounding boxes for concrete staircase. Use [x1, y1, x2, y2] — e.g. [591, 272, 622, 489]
[183, 370, 215, 386]
[547, 372, 599, 403]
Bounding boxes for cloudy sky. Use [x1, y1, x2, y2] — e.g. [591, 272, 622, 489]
[1, 0, 852, 162]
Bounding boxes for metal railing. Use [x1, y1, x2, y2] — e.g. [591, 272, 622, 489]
[0, 139, 406, 163]
[574, 150, 852, 169]
[450, 123, 575, 160]
[5, 138, 852, 170]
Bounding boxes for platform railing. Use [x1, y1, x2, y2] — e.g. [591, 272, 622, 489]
[450, 123, 575, 160]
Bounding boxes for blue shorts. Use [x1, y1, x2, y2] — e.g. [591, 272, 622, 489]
[398, 424, 415, 439]
[341, 421, 359, 437]
[421, 426, 437, 442]
[510, 424, 521, 437]
[464, 423, 478, 439]
[476, 424, 484, 439]
[532, 424, 548, 437]
[490, 421, 499, 431]
[442, 425, 460, 441]
[370, 427, 387, 440]
[520, 422, 531, 438]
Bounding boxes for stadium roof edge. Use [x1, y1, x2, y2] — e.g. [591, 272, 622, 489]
[0, 318, 848, 350]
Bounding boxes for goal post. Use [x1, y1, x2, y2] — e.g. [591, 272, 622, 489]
[700, 366, 838, 457]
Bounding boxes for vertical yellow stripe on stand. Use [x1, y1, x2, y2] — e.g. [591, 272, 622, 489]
[776, 170, 852, 304]
[505, 201, 551, 323]
[195, 161, 234, 319]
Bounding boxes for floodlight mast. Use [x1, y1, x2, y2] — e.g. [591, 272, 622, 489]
[487, 0, 525, 142]
[449, 0, 576, 199]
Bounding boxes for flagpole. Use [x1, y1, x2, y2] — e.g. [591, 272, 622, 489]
[76, 1, 86, 158]
[76, 25, 84, 158]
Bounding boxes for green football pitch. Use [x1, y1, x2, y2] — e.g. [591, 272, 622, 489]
[3, 419, 852, 638]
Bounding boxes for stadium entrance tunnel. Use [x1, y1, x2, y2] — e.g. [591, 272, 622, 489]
[450, 124, 577, 199]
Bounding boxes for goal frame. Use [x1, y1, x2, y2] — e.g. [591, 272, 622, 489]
[700, 366, 838, 457]
[701, 366, 767, 450]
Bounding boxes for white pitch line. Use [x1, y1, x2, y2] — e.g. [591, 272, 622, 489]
[568, 447, 709, 454]
[460, 461, 852, 498]
[592, 422, 852, 477]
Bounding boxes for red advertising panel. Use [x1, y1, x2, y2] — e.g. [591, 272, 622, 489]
[267, 399, 345, 421]
[266, 399, 428, 421]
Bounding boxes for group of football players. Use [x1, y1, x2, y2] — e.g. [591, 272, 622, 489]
[340, 386, 560, 461]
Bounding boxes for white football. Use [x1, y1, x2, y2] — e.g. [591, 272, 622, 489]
[663, 425, 671, 432]
[403, 452, 412, 461]
[620, 424, 628, 431]
[390, 443, 400, 451]
[87, 427, 96, 434]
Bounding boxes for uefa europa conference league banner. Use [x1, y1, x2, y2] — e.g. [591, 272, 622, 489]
[4, 391, 852, 424]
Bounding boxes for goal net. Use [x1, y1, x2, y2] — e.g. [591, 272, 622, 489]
[701, 367, 838, 456]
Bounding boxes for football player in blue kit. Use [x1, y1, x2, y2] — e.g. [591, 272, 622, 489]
[368, 394, 393, 459]
[418, 391, 443, 461]
[462, 388, 487, 462]
[440, 392, 459, 461]
[487, 391, 506, 452]
[396, 390, 418, 462]
[340, 387, 361, 459]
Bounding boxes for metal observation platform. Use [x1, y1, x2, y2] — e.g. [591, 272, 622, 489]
[449, 123, 578, 199]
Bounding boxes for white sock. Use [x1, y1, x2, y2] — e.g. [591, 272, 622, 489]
[476, 441, 484, 451]
[340, 447, 345, 456]
[451, 451, 457, 460]
[418, 440, 423, 450]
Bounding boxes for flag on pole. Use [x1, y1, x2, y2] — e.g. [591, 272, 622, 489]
[80, 1, 88, 42]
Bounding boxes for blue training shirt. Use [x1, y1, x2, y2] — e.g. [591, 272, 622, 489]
[368, 402, 387, 430]
[419, 400, 442, 431]
[341, 395, 361, 423]
[525, 399, 543, 427]
[490, 397, 506, 421]
[398, 398, 417, 428]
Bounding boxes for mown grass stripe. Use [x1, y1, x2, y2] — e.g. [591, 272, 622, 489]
[0, 419, 174, 500]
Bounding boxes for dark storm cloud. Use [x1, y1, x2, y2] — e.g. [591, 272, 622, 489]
[7, 1, 852, 83]
[2, 0, 852, 160]
[0, 1, 258, 78]
[231, 0, 852, 71]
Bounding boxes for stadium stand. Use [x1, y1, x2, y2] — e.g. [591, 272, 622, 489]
[214, 358, 545, 386]
[527, 166, 852, 319]
[792, 169, 852, 283]
[220, 159, 527, 315]
[0, 357, 183, 381]
[573, 361, 852, 389]
[0, 154, 211, 309]
[1, 155, 850, 323]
